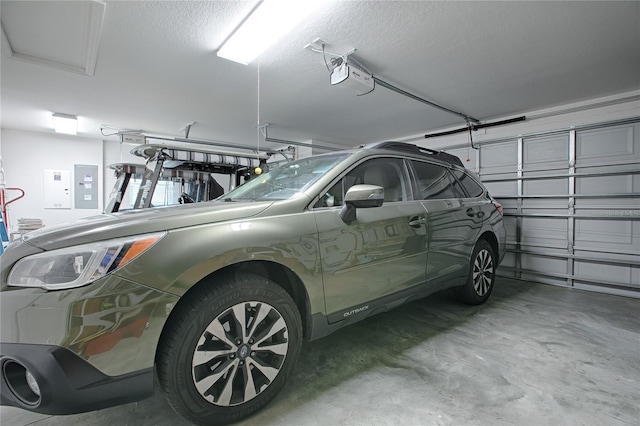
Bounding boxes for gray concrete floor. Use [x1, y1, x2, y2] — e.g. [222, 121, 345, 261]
[2, 278, 639, 425]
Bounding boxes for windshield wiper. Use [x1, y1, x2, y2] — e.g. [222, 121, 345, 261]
[223, 198, 256, 202]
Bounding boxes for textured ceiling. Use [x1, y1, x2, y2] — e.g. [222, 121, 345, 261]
[1, 0, 639, 151]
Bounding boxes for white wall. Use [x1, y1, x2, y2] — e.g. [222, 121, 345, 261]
[1, 129, 104, 233]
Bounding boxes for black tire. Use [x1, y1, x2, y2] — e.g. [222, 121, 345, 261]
[455, 240, 496, 305]
[157, 273, 302, 426]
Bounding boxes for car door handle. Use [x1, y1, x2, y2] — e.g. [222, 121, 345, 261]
[466, 208, 484, 218]
[408, 216, 426, 228]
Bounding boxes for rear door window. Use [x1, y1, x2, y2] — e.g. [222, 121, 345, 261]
[451, 169, 484, 198]
[410, 160, 463, 200]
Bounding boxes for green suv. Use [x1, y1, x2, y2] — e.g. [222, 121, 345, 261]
[1, 142, 506, 425]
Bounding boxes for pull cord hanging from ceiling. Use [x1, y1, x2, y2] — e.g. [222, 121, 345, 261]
[466, 120, 473, 162]
[255, 58, 264, 175]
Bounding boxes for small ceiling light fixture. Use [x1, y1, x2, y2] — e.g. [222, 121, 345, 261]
[217, 0, 324, 65]
[52, 113, 78, 135]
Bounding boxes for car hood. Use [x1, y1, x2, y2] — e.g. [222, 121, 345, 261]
[22, 201, 273, 251]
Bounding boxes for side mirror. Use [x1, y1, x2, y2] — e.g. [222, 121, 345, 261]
[340, 184, 384, 224]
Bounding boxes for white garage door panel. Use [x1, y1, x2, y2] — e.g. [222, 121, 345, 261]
[574, 248, 638, 264]
[452, 118, 639, 296]
[499, 199, 519, 210]
[521, 199, 567, 210]
[480, 142, 517, 175]
[524, 178, 569, 196]
[574, 262, 637, 289]
[576, 175, 635, 194]
[521, 217, 567, 245]
[576, 125, 639, 165]
[575, 220, 638, 249]
[501, 252, 517, 272]
[576, 200, 640, 211]
[522, 253, 566, 274]
[521, 273, 566, 287]
[485, 181, 517, 196]
[576, 174, 638, 210]
[502, 216, 518, 241]
[523, 135, 569, 171]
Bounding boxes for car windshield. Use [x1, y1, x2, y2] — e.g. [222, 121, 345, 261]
[224, 153, 349, 202]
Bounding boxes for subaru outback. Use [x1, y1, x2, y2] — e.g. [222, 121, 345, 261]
[1, 142, 506, 425]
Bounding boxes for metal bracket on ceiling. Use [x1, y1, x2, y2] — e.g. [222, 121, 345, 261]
[183, 122, 195, 139]
[100, 124, 144, 141]
[466, 119, 478, 150]
[304, 37, 356, 62]
[257, 123, 269, 139]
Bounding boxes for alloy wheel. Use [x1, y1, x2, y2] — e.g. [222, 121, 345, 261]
[472, 248, 494, 297]
[191, 301, 289, 407]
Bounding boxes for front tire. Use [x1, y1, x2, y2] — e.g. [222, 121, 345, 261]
[455, 240, 496, 305]
[157, 273, 302, 425]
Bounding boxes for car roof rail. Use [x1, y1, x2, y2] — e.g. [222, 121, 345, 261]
[363, 141, 464, 167]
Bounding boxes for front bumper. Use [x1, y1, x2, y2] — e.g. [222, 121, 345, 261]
[0, 343, 153, 414]
[0, 274, 179, 414]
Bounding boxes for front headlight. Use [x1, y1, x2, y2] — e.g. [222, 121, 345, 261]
[7, 232, 165, 290]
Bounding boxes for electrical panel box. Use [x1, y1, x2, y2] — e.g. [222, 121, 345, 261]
[74, 164, 99, 209]
[330, 63, 375, 94]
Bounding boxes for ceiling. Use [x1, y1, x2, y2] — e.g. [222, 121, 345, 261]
[1, 1, 639, 152]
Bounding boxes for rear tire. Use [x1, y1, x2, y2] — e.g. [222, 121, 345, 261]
[455, 240, 496, 305]
[157, 273, 302, 426]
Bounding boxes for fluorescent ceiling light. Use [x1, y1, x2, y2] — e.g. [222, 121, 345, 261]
[52, 113, 78, 135]
[217, 0, 323, 65]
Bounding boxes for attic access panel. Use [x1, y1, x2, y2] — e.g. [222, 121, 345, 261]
[1, 0, 105, 75]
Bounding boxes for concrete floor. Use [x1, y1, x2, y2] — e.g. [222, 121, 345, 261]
[2, 278, 639, 425]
